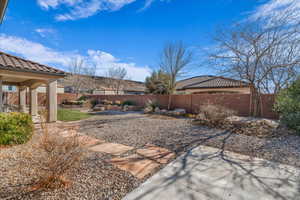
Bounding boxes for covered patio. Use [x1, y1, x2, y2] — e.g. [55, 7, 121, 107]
[0, 51, 66, 122]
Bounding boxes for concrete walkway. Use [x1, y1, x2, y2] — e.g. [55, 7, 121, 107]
[124, 145, 300, 200]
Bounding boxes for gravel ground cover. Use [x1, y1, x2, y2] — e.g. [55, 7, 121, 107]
[80, 111, 300, 167]
[1, 111, 300, 200]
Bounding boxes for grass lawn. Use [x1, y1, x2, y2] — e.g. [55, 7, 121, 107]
[58, 109, 92, 122]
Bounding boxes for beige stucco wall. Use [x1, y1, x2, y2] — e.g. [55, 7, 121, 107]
[176, 87, 251, 94]
[36, 86, 65, 94]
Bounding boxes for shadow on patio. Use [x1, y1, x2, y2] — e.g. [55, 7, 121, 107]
[124, 130, 300, 200]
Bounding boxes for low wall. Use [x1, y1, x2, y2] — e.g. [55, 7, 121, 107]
[88, 94, 278, 119]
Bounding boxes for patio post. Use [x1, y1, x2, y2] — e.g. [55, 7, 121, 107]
[19, 86, 27, 112]
[46, 80, 57, 122]
[0, 77, 2, 112]
[29, 87, 38, 116]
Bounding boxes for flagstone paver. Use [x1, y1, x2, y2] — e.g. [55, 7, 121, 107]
[77, 135, 105, 147]
[89, 143, 134, 155]
[110, 154, 160, 179]
[137, 145, 175, 164]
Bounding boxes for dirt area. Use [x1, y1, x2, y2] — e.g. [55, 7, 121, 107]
[1, 111, 300, 200]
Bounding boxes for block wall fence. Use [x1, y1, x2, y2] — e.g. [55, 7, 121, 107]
[4, 92, 278, 119]
[88, 94, 278, 119]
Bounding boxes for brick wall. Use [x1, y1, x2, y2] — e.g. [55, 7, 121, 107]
[89, 94, 278, 119]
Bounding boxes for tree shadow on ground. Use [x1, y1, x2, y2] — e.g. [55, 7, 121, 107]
[126, 129, 300, 200]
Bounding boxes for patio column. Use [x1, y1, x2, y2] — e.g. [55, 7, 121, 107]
[19, 86, 27, 112]
[0, 76, 2, 112]
[29, 87, 38, 116]
[46, 80, 57, 122]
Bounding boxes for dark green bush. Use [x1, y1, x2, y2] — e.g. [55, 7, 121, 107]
[122, 100, 136, 106]
[63, 101, 84, 105]
[77, 95, 89, 101]
[90, 99, 100, 108]
[274, 78, 300, 133]
[0, 112, 33, 145]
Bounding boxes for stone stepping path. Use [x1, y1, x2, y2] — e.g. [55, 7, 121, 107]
[137, 144, 175, 164]
[38, 122, 175, 179]
[110, 155, 161, 179]
[89, 143, 134, 156]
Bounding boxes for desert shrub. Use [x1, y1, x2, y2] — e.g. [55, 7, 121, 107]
[114, 100, 122, 105]
[77, 95, 88, 101]
[274, 79, 300, 133]
[122, 100, 136, 106]
[198, 104, 236, 126]
[145, 99, 160, 110]
[62, 100, 84, 105]
[0, 112, 33, 145]
[90, 99, 100, 108]
[23, 118, 84, 190]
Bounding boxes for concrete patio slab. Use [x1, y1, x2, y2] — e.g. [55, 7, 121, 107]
[124, 145, 300, 200]
[89, 143, 134, 155]
[137, 145, 175, 164]
[110, 154, 160, 179]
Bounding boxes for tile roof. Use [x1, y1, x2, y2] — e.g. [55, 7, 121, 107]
[0, 51, 66, 76]
[176, 75, 250, 90]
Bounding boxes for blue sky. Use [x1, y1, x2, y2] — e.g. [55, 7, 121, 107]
[0, 0, 297, 81]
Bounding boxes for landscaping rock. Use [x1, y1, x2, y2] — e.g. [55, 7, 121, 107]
[105, 105, 122, 111]
[114, 100, 122, 105]
[168, 108, 186, 116]
[143, 107, 153, 114]
[224, 116, 280, 137]
[154, 107, 161, 113]
[160, 109, 167, 114]
[93, 105, 105, 112]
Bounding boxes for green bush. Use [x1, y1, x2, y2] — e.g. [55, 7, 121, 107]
[122, 100, 136, 106]
[0, 112, 33, 145]
[90, 99, 99, 108]
[274, 79, 300, 133]
[77, 95, 89, 101]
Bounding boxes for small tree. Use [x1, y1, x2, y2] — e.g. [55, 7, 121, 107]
[106, 66, 128, 95]
[210, 17, 300, 116]
[274, 78, 300, 133]
[65, 58, 97, 94]
[145, 70, 170, 94]
[160, 42, 193, 109]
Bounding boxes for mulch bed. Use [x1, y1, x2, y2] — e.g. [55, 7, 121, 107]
[1, 111, 300, 200]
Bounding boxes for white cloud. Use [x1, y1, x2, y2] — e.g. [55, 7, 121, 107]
[35, 28, 56, 38]
[250, 0, 300, 25]
[0, 34, 75, 66]
[0, 34, 150, 81]
[37, 0, 83, 9]
[139, 0, 169, 11]
[37, 0, 136, 21]
[87, 50, 151, 81]
[37, 0, 170, 21]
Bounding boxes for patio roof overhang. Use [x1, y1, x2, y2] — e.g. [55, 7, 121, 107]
[0, 0, 9, 24]
[0, 51, 66, 122]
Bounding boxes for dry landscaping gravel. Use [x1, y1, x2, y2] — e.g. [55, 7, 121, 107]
[1, 111, 300, 200]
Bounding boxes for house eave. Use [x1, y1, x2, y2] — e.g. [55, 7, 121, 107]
[0, 0, 9, 24]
